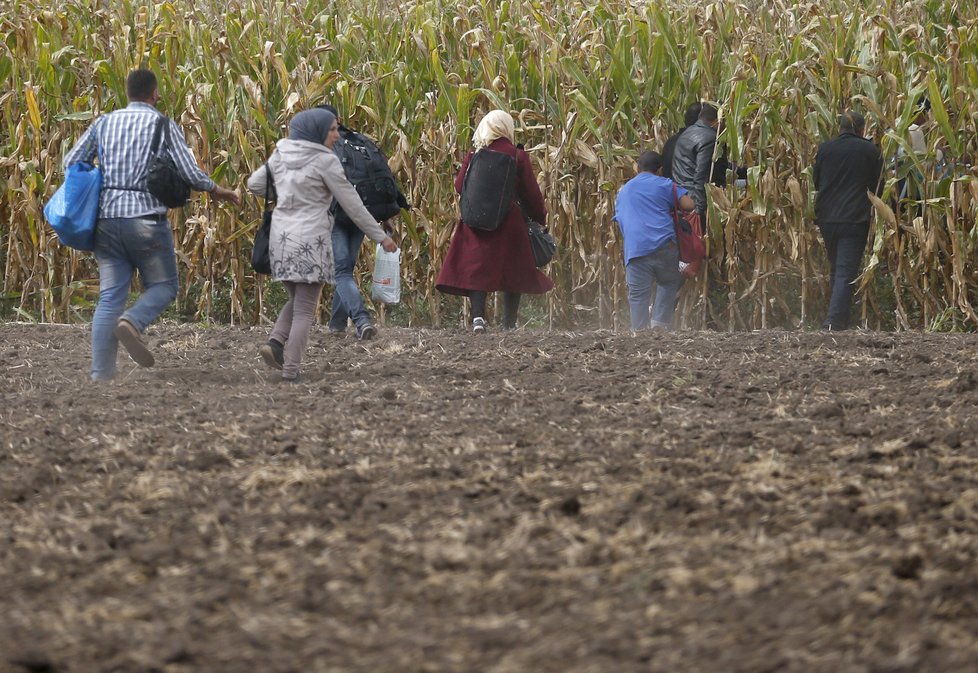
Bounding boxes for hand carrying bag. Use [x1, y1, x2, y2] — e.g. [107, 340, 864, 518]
[527, 220, 556, 267]
[371, 244, 401, 304]
[459, 148, 517, 231]
[146, 116, 191, 208]
[672, 183, 705, 278]
[518, 200, 556, 267]
[250, 166, 274, 275]
[43, 161, 102, 251]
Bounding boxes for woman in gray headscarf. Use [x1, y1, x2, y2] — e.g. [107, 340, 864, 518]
[247, 108, 398, 382]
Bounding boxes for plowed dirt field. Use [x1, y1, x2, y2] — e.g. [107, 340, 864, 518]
[3, 323, 978, 673]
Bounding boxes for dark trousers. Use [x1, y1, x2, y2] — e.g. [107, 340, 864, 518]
[470, 291, 521, 329]
[818, 221, 869, 330]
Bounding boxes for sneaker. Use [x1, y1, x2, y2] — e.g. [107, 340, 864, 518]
[328, 327, 346, 337]
[472, 317, 486, 334]
[113, 320, 155, 367]
[356, 324, 377, 341]
[259, 340, 284, 370]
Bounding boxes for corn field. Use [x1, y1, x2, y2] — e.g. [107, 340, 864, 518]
[2, 0, 977, 330]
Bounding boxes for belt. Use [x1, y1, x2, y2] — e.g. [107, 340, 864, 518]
[97, 213, 169, 224]
[134, 213, 169, 222]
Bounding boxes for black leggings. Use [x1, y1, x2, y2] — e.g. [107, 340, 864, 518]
[470, 291, 521, 329]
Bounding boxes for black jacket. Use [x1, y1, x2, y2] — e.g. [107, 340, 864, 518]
[661, 129, 685, 180]
[671, 121, 718, 213]
[813, 133, 883, 224]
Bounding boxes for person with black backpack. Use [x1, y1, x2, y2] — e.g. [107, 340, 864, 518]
[317, 104, 409, 340]
[435, 110, 553, 332]
[246, 109, 397, 383]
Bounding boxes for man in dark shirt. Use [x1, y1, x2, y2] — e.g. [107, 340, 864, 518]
[812, 110, 884, 330]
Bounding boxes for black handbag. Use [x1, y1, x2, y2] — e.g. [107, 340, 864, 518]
[527, 219, 556, 267]
[146, 116, 192, 208]
[519, 199, 556, 267]
[250, 166, 274, 275]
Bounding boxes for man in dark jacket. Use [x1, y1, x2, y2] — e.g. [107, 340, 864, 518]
[813, 110, 884, 330]
[671, 103, 720, 223]
[662, 103, 701, 180]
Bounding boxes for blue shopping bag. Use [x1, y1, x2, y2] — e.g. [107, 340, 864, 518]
[43, 162, 102, 251]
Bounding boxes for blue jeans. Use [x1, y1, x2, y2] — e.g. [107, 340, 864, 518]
[818, 221, 869, 330]
[625, 242, 682, 330]
[91, 216, 178, 380]
[328, 220, 371, 332]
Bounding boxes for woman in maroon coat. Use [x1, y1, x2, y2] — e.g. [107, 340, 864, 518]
[436, 110, 554, 332]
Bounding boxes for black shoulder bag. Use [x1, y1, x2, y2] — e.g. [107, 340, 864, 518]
[518, 200, 556, 267]
[250, 166, 275, 275]
[527, 218, 557, 267]
[146, 116, 192, 208]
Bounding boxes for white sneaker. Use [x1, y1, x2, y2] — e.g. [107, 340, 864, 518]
[472, 317, 486, 334]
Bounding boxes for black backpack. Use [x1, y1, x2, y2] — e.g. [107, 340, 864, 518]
[332, 128, 402, 222]
[459, 148, 517, 231]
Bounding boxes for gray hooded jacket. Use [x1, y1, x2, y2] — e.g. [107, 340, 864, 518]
[247, 138, 387, 284]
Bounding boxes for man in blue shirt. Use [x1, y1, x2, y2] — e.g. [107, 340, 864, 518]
[614, 151, 695, 330]
[64, 69, 240, 380]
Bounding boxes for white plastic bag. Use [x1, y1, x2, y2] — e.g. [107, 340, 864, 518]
[371, 244, 401, 304]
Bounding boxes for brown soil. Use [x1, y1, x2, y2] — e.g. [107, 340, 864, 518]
[2, 323, 978, 673]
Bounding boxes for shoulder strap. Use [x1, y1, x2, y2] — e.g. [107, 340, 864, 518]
[263, 163, 275, 210]
[461, 149, 479, 194]
[150, 115, 167, 154]
[671, 182, 680, 224]
[91, 114, 108, 167]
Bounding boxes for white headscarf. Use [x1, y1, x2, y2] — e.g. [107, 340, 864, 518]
[473, 110, 515, 150]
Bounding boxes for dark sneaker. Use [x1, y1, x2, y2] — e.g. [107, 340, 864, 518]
[356, 324, 377, 340]
[328, 328, 346, 337]
[259, 340, 284, 370]
[113, 320, 155, 367]
[472, 317, 486, 334]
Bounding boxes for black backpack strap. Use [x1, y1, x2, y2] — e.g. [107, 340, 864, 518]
[461, 149, 478, 195]
[263, 163, 275, 211]
[150, 114, 167, 154]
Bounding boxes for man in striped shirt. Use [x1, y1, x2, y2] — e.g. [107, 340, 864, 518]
[63, 69, 239, 381]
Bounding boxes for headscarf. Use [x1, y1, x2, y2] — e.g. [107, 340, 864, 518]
[289, 108, 336, 144]
[473, 110, 515, 150]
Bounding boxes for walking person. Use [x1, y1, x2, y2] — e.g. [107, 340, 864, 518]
[812, 110, 884, 330]
[435, 110, 553, 332]
[316, 104, 409, 340]
[614, 151, 696, 330]
[247, 108, 397, 382]
[62, 68, 240, 382]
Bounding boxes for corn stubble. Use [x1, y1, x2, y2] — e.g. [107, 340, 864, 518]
[2, 0, 976, 330]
